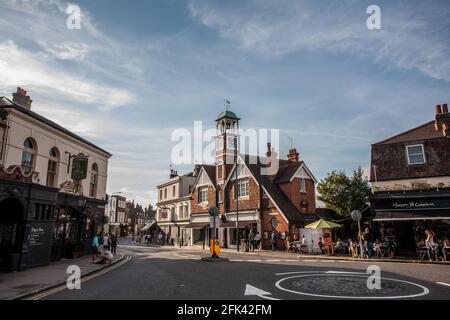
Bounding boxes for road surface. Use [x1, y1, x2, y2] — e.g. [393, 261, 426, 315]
[40, 239, 450, 300]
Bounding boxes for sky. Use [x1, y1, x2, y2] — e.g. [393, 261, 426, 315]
[0, 0, 449, 207]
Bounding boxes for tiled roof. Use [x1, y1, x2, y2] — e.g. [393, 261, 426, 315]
[274, 161, 303, 183]
[373, 121, 443, 146]
[0, 96, 112, 156]
[242, 155, 308, 223]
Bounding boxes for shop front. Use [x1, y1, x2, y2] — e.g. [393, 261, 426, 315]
[372, 189, 450, 255]
[0, 175, 58, 272]
[51, 193, 106, 261]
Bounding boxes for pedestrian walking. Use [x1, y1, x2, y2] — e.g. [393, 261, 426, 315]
[91, 232, 101, 262]
[248, 229, 255, 251]
[158, 232, 163, 245]
[271, 231, 277, 251]
[254, 232, 261, 251]
[425, 229, 437, 261]
[103, 232, 110, 250]
[110, 233, 118, 255]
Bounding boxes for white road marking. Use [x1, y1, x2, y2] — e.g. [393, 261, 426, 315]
[436, 282, 450, 287]
[246, 259, 262, 262]
[326, 271, 366, 275]
[303, 259, 318, 262]
[266, 259, 281, 262]
[244, 284, 280, 301]
[275, 273, 430, 299]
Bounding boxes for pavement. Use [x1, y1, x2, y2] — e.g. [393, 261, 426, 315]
[34, 242, 450, 300]
[135, 242, 450, 265]
[0, 252, 124, 300]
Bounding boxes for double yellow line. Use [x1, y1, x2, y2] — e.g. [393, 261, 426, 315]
[25, 255, 131, 300]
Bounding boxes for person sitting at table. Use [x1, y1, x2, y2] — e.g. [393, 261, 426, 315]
[335, 238, 345, 254]
[317, 237, 325, 254]
[349, 239, 358, 257]
[373, 239, 382, 257]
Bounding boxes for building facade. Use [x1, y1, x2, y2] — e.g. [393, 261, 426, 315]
[0, 88, 111, 271]
[188, 109, 318, 250]
[156, 169, 196, 245]
[105, 194, 127, 236]
[370, 103, 450, 254]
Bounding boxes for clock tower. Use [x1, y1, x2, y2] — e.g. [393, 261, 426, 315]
[215, 103, 240, 187]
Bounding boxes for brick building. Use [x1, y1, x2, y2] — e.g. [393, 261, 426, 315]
[187, 109, 318, 250]
[370, 104, 450, 254]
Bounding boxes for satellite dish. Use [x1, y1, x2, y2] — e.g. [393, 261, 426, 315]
[351, 210, 362, 222]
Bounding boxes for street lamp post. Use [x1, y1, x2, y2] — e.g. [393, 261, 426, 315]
[351, 210, 363, 259]
[234, 136, 239, 252]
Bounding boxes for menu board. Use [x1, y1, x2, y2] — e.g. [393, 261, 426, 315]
[29, 226, 46, 247]
[26, 222, 53, 267]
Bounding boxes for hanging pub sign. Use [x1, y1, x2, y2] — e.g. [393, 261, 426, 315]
[71, 154, 88, 181]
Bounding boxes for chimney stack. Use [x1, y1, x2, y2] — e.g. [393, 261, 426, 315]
[287, 148, 299, 163]
[12, 87, 32, 110]
[435, 103, 450, 137]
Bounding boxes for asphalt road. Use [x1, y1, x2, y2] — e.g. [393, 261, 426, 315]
[42, 240, 450, 300]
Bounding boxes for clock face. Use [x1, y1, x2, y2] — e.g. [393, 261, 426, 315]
[271, 217, 279, 228]
[227, 136, 236, 149]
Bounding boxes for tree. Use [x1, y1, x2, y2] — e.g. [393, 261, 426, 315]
[317, 167, 371, 216]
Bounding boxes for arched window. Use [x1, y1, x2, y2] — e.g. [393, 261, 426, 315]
[21, 138, 36, 174]
[46, 147, 59, 187]
[89, 163, 98, 197]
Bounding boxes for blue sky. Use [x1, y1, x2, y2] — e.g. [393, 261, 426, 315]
[0, 0, 449, 206]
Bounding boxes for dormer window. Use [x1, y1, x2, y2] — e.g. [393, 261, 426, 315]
[406, 144, 426, 165]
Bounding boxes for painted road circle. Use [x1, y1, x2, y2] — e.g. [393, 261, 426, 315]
[275, 273, 429, 299]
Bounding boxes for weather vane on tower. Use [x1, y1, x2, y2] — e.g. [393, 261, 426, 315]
[224, 98, 231, 111]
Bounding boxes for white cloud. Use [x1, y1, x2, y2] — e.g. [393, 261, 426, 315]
[188, 0, 450, 81]
[0, 41, 135, 110]
[40, 41, 89, 60]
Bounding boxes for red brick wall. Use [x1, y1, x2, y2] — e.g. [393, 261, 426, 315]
[278, 178, 316, 214]
[260, 206, 289, 250]
[191, 185, 216, 215]
[226, 178, 260, 212]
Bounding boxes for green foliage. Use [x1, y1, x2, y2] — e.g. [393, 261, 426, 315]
[317, 167, 371, 216]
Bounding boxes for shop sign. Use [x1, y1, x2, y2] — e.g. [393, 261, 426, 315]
[376, 197, 450, 211]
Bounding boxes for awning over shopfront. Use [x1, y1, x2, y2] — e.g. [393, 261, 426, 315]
[141, 221, 156, 231]
[183, 222, 210, 229]
[373, 211, 450, 221]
